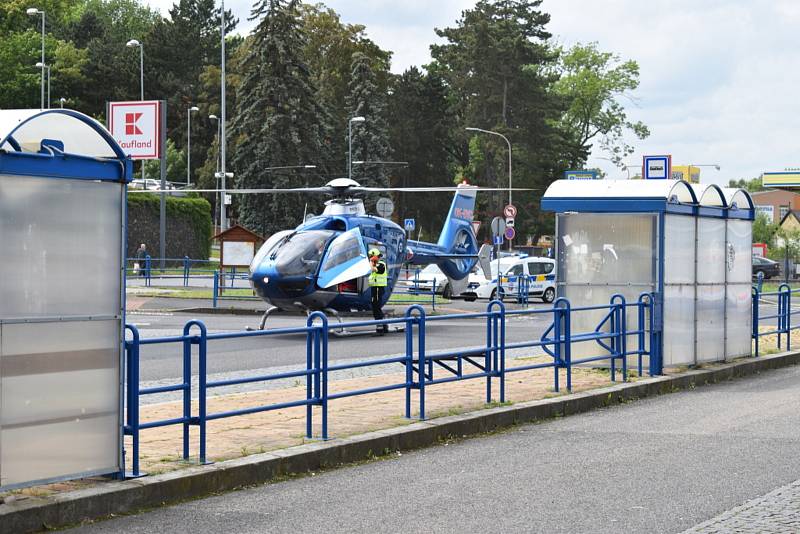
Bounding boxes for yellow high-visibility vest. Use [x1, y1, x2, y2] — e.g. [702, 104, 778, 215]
[369, 261, 388, 287]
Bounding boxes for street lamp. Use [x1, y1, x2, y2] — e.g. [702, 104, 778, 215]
[126, 39, 143, 100]
[126, 39, 144, 181]
[209, 114, 221, 229]
[186, 106, 199, 186]
[348, 116, 365, 180]
[34, 62, 50, 109]
[465, 127, 512, 207]
[27, 8, 45, 110]
[59, 97, 67, 109]
[686, 163, 721, 183]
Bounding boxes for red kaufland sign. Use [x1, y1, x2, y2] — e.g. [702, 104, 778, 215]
[108, 101, 161, 159]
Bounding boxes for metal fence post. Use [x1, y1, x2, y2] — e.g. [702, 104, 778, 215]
[406, 305, 426, 419]
[306, 312, 329, 439]
[145, 254, 152, 287]
[183, 320, 210, 464]
[183, 255, 190, 287]
[552, 301, 561, 393]
[752, 287, 760, 358]
[611, 294, 628, 382]
[180, 323, 192, 460]
[404, 307, 415, 419]
[487, 300, 506, 403]
[124, 324, 141, 478]
[213, 270, 219, 308]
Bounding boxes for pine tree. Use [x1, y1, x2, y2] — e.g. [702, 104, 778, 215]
[345, 52, 392, 197]
[231, 0, 333, 236]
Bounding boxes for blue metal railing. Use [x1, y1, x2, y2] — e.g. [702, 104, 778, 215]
[123, 294, 657, 477]
[126, 256, 224, 287]
[752, 283, 800, 357]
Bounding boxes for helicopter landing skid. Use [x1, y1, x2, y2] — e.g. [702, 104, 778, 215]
[246, 306, 280, 331]
[321, 308, 405, 338]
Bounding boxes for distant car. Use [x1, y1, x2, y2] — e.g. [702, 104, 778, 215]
[753, 256, 780, 279]
[461, 256, 556, 303]
[397, 264, 453, 297]
[130, 178, 177, 191]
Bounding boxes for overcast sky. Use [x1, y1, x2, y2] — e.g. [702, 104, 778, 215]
[143, 0, 800, 185]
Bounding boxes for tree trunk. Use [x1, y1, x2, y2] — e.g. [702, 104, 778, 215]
[502, 77, 508, 126]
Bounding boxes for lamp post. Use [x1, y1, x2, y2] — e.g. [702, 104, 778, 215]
[466, 127, 512, 207]
[34, 62, 50, 108]
[220, 0, 228, 231]
[186, 106, 199, 186]
[27, 8, 45, 110]
[686, 163, 721, 183]
[126, 39, 145, 181]
[348, 116, 365, 180]
[209, 114, 221, 230]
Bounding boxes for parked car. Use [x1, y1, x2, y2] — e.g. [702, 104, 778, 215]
[130, 178, 177, 191]
[461, 256, 556, 303]
[753, 256, 780, 279]
[399, 264, 453, 297]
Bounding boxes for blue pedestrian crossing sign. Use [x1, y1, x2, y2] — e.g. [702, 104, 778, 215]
[404, 218, 415, 231]
[493, 235, 503, 245]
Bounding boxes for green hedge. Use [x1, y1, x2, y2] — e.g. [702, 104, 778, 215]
[127, 193, 212, 260]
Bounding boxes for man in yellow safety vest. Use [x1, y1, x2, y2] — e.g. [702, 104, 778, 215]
[368, 248, 388, 335]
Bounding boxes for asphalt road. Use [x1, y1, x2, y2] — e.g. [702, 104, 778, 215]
[72, 362, 800, 533]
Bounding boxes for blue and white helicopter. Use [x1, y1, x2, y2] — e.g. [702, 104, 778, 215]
[225, 178, 516, 330]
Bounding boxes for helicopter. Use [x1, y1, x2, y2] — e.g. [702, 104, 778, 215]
[182, 178, 527, 331]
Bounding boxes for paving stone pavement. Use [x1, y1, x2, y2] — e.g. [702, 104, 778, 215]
[682, 479, 800, 533]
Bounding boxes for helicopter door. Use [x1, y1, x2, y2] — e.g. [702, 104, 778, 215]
[317, 228, 372, 289]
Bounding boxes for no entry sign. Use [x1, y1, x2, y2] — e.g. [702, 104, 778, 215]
[108, 101, 162, 159]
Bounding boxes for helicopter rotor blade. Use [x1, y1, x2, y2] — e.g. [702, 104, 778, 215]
[356, 187, 536, 192]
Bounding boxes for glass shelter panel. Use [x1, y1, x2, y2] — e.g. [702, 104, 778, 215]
[557, 213, 656, 287]
[697, 218, 727, 285]
[726, 284, 752, 358]
[557, 214, 656, 360]
[663, 285, 695, 366]
[664, 215, 695, 284]
[727, 220, 752, 284]
[0, 176, 122, 319]
[696, 285, 726, 363]
[0, 173, 123, 490]
[0, 320, 120, 487]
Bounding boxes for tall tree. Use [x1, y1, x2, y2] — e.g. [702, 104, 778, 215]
[430, 0, 572, 240]
[299, 3, 391, 175]
[551, 42, 649, 166]
[346, 52, 391, 193]
[387, 67, 457, 237]
[231, 0, 333, 235]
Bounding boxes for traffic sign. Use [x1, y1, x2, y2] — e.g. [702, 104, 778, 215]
[564, 170, 599, 180]
[504, 227, 516, 240]
[505, 217, 515, 227]
[493, 235, 503, 245]
[503, 204, 517, 218]
[375, 197, 394, 217]
[108, 100, 162, 159]
[404, 218, 415, 231]
[643, 155, 671, 180]
[471, 220, 481, 236]
[490, 216, 507, 236]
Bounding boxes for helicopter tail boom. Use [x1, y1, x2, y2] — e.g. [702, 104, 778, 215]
[406, 185, 479, 280]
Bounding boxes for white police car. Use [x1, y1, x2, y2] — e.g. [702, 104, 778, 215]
[461, 256, 556, 303]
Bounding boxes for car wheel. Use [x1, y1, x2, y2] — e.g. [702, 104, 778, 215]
[442, 283, 452, 299]
[542, 287, 555, 303]
[490, 288, 505, 301]
[464, 296, 476, 302]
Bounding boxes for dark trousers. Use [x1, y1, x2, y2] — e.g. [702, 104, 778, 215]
[371, 286, 387, 331]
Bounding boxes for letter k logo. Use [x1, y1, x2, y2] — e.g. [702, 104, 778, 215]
[125, 112, 143, 135]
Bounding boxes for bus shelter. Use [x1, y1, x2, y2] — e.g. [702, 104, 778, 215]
[541, 179, 754, 373]
[0, 109, 131, 489]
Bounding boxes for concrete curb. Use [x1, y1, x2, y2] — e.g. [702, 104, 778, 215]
[3, 350, 800, 533]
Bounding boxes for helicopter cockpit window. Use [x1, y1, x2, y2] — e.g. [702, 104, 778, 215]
[272, 230, 335, 277]
[321, 231, 364, 272]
